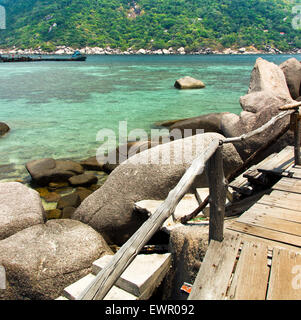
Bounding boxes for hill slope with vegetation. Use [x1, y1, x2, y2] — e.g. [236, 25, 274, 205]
[0, 0, 299, 51]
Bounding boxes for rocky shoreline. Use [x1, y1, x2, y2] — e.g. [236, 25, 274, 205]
[1, 45, 301, 56]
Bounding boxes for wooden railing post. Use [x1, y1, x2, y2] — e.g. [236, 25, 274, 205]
[291, 109, 301, 166]
[207, 144, 227, 243]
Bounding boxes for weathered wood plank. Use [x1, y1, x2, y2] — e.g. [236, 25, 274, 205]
[267, 248, 301, 300]
[188, 233, 241, 300]
[244, 203, 301, 224]
[237, 213, 301, 237]
[239, 233, 301, 252]
[228, 221, 301, 247]
[273, 177, 301, 194]
[63, 274, 138, 300]
[257, 146, 294, 174]
[227, 241, 269, 300]
[91, 253, 171, 298]
[258, 190, 301, 212]
[279, 101, 301, 110]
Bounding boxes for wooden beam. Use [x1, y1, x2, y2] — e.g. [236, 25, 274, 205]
[279, 101, 301, 111]
[77, 139, 220, 300]
[291, 111, 301, 165]
[223, 110, 294, 145]
[207, 146, 226, 242]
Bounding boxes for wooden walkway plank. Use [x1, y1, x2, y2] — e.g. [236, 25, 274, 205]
[267, 248, 301, 300]
[243, 203, 301, 224]
[257, 146, 294, 174]
[239, 233, 301, 252]
[228, 221, 301, 248]
[258, 190, 301, 212]
[188, 233, 241, 300]
[237, 212, 301, 237]
[273, 177, 301, 194]
[227, 242, 269, 300]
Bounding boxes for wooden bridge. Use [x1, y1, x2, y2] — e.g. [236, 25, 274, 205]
[58, 101, 301, 300]
[189, 146, 301, 300]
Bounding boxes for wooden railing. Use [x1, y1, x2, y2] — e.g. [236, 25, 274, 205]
[77, 101, 301, 300]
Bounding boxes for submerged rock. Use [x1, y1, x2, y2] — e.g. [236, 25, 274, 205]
[72, 133, 243, 245]
[68, 173, 98, 187]
[174, 76, 205, 89]
[0, 182, 45, 240]
[0, 122, 10, 137]
[26, 158, 84, 186]
[0, 219, 112, 300]
[57, 192, 81, 210]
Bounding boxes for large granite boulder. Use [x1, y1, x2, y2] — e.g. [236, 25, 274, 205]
[0, 219, 112, 300]
[72, 133, 243, 245]
[239, 57, 292, 113]
[102, 140, 163, 173]
[0, 182, 45, 240]
[174, 76, 205, 89]
[0, 122, 10, 137]
[280, 57, 301, 100]
[221, 58, 294, 160]
[26, 158, 84, 186]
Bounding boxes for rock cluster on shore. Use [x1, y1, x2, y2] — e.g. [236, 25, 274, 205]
[1, 45, 301, 56]
[25, 157, 107, 220]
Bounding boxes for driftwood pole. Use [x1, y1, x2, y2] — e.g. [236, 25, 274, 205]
[77, 139, 220, 300]
[207, 145, 227, 242]
[291, 110, 301, 165]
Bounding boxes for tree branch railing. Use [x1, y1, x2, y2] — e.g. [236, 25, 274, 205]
[77, 103, 300, 300]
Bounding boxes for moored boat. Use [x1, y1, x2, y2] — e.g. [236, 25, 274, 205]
[0, 51, 86, 62]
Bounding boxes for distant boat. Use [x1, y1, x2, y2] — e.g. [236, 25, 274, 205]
[0, 51, 87, 62]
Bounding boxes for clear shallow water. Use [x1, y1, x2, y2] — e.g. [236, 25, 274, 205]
[0, 54, 300, 170]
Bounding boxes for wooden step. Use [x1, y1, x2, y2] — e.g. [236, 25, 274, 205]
[62, 273, 137, 300]
[92, 253, 171, 299]
[230, 153, 276, 194]
[135, 193, 201, 231]
[257, 146, 295, 175]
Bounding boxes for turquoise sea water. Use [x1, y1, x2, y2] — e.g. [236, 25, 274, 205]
[0, 54, 300, 174]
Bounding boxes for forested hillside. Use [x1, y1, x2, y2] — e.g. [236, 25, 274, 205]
[0, 0, 299, 51]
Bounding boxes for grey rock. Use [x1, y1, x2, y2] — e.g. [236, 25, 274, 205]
[68, 173, 98, 187]
[80, 156, 104, 171]
[240, 58, 292, 113]
[280, 57, 301, 100]
[0, 122, 10, 136]
[72, 133, 243, 245]
[57, 192, 81, 210]
[161, 112, 228, 136]
[0, 182, 45, 240]
[221, 58, 294, 160]
[26, 158, 84, 186]
[0, 219, 112, 300]
[174, 76, 205, 89]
